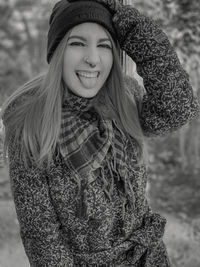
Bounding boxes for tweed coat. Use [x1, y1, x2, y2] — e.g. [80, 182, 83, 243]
[5, 4, 200, 267]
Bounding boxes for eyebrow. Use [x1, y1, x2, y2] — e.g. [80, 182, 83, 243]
[67, 35, 111, 43]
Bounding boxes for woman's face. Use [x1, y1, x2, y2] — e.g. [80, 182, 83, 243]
[62, 22, 113, 98]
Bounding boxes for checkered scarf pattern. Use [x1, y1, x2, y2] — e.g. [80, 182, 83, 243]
[59, 92, 115, 177]
[59, 91, 135, 218]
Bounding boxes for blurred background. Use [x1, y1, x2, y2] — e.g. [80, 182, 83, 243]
[0, 0, 200, 266]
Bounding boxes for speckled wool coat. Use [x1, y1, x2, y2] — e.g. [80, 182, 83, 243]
[6, 4, 200, 267]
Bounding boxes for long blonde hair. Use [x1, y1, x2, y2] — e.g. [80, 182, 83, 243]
[1, 26, 145, 167]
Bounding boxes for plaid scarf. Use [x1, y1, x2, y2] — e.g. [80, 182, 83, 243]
[59, 92, 114, 177]
[59, 91, 135, 218]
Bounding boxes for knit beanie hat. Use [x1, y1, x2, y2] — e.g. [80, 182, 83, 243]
[47, 0, 117, 63]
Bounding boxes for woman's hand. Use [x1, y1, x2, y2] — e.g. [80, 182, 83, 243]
[68, 0, 122, 14]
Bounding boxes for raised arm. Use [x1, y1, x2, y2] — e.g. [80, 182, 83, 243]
[113, 4, 200, 136]
[8, 138, 74, 267]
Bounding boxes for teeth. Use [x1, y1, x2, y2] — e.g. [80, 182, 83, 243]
[77, 71, 99, 78]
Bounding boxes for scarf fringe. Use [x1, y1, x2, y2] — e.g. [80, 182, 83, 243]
[75, 177, 88, 219]
[75, 158, 136, 220]
[61, 94, 136, 220]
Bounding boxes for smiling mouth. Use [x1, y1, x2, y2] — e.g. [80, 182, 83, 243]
[76, 70, 100, 89]
[76, 71, 100, 78]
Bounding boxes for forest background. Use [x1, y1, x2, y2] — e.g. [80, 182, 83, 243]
[0, 0, 200, 266]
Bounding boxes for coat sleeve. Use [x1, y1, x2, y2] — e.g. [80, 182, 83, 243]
[7, 138, 74, 267]
[114, 5, 200, 136]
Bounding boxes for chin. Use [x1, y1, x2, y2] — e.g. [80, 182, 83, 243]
[79, 89, 100, 98]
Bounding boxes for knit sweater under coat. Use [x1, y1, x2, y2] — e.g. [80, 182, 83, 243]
[5, 5, 200, 267]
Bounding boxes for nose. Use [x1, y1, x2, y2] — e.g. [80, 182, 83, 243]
[84, 46, 100, 68]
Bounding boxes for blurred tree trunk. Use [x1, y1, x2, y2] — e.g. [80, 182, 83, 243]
[0, 0, 53, 100]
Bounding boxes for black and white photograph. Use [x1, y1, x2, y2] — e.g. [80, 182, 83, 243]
[0, 0, 200, 266]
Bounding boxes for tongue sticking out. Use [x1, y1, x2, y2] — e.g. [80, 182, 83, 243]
[77, 72, 99, 89]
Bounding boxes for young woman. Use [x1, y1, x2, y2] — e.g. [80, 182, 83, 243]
[1, 0, 199, 266]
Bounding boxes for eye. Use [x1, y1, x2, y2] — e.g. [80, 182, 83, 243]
[98, 43, 112, 49]
[68, 42, 85, 47]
